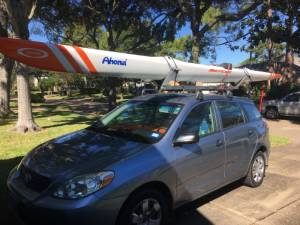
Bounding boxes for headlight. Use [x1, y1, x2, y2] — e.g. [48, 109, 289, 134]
[53, 171, 114, 199]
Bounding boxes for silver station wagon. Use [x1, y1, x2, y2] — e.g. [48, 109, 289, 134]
[7, 93, 270, 225]
[263, 92, 300, 119]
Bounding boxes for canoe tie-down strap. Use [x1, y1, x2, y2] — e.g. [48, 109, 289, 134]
[161, 56, 181, 88]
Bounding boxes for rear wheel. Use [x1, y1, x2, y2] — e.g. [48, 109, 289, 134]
[117, 188, 171, 225]
[265, 107, 279, 119]
[244, 151, 266, 187]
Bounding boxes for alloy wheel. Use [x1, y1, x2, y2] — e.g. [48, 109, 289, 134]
[130, 198, 162, 225]
[252, 155, 265, 183]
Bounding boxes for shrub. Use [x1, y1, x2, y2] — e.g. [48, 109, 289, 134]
[31, 93, 45, 103]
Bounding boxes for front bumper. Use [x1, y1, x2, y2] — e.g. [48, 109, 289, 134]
[7, 168, 126, 225]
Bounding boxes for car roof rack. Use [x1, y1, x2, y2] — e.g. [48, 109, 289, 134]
[160, 84, 235, 100]
[159, 62, 251, 100]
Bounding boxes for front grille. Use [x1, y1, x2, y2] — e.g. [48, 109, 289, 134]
[19, 165, 51, 192]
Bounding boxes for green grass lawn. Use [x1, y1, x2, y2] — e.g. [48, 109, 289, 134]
[270, 135, 290, 148]
[0, 103, 96, 160]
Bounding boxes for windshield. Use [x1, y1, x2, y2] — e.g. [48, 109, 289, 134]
[89, 101, 183, 143]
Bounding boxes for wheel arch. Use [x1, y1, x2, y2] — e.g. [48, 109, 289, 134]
[127, 181, 173, 207]
[255, 145, 269, 166]
[115, 181, 174, 224]
[265, 105, 278, 111]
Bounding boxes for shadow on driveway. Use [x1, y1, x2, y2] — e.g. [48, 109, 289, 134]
[175, 179, 243, 225]
[0, 157, 23, 225]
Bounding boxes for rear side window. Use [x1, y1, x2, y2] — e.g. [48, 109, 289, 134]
[241, 102, 262, 122]
[284, 94, 300, 102]
[216, 101, 245, 129]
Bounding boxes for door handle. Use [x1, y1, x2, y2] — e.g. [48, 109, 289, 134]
[216, 139, 224, 147]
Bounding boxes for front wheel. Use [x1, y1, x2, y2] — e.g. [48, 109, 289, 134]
[116, 188, 171, 225]
[244, 151, 266, 187]
[265, 107, 279, 119]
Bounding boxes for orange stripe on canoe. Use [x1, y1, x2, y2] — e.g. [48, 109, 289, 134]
[269, 73, 281, 80]
[73, 46, 97, 73]
[57, 44, 83, 73]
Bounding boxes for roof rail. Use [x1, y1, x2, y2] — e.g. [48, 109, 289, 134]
[160, 84, 235, 100]
[160, 85, 235, 91]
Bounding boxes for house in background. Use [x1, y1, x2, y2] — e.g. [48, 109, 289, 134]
[238, 54, 300, 85]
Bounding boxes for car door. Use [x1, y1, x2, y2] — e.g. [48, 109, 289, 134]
[278, 94, 299, 115]
[174, 101, 226, 201]
[215, 100, 250, 181]
[240, 102, 262, 172]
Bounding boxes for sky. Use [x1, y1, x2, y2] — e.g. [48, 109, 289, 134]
[175, 24, 249, 65]
[29, 21, 249, 66]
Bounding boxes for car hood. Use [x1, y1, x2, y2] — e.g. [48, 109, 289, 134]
[22, 129, 149, 178]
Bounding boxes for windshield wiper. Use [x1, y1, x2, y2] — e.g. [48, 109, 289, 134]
[106, 128, 152, 143]
[88, 126, 151, 143]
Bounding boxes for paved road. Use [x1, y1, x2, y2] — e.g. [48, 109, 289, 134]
[175, 118, 300, 225]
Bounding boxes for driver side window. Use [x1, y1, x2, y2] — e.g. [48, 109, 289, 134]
[179, 102, 217, 137]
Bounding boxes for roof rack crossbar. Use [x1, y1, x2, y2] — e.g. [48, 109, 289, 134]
[160, 84, 236, 100]
[160, 84, 237, 92]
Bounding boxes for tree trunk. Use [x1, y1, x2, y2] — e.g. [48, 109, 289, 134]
[283, 2, 295, 84]
[4, 0, 40, 132]
[13, 64, 40, 132]
[108, 79, 117, 111]
[13, 65, 41, 132]
[0, 57, 13, 117]
[285, 44, 294, 82]
[267, 0, 273, 90]
[191, 35, 201, 63]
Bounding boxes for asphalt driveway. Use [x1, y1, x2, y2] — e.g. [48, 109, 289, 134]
[175, 118, 300, 225]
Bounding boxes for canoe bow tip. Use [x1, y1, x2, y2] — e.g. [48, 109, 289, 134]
[269, 73, 282, 80]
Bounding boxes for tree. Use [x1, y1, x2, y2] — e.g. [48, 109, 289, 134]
[157, 35, 192, 61]
[36, 0, 179, 110]
[241, 0, 299, 85]
[0, 1, 14, 117]
[177, 0, 261, 63]
[80, 0, 180, 108]
[280, 0, 299, 82]
[4, 0, 40, 132]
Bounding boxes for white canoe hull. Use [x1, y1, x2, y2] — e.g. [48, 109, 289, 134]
[0, 38, 281, 83]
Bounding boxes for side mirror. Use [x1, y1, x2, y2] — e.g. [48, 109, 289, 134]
[173, 134, 199, 147]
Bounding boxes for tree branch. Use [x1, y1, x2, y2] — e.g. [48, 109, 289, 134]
[216, 31, 250, 46]
[200, 1, 261, 37]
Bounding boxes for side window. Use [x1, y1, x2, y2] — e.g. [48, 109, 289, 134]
[241, 102, 262, 122]
[179, 102, 217, 137]
[216, 101, 245, 129]
[284, 94, 298, 102]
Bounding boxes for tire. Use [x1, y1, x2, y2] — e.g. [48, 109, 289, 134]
[244, 151, 266, 188]
[116, 188, 171, 225]
[265, 107, 279, 119]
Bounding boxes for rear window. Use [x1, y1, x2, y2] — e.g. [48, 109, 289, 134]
[216, 101, 245, 129]
[241, 102, 262, 122]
